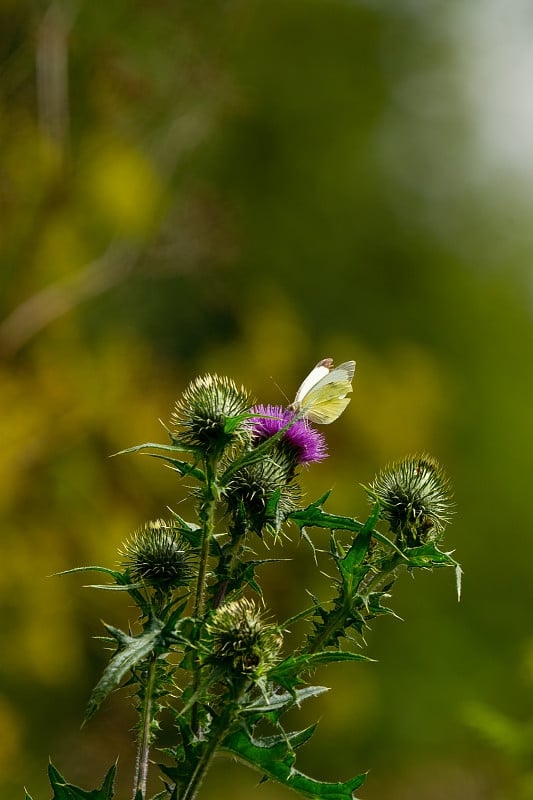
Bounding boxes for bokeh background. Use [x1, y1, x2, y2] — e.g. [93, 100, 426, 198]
[1, 1, 532, 798]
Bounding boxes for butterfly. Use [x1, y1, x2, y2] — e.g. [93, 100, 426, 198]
[289, 358, 356, 424]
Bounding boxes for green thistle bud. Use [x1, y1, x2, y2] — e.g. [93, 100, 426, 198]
[119, 519, 195, 590]
[171, 374, 252, 458]
[206, 597, 282, 677]
[367, 454, 454, 547]
[225, 453, 301, 536]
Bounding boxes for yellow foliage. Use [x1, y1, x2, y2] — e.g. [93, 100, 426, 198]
[79, 134, 164, 237]
[0, 696, 23, 773]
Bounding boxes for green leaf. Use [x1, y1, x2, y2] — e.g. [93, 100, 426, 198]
[290, 503, 363, 535]
[54, 566, 123, 579]
[403, 542, 459, 568]
[84, 616, 165, 722]
[337, 504, 380, 592]
[291, 499, 405, 558]
[141, 452, 205, 482]
[223, 411, 253, 434]
[113, 441, 199, 457]
[242, 685, 329, 719]
[221, 727, 366, 799]
[269, 651, 371, 691]
[168, 510, 215, 551]
[45, 761, 117, 799]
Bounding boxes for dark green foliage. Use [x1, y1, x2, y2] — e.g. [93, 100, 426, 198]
[221, 727, 367, 800]
[33, 372, 459, 799]
[32, 763, 117, 800]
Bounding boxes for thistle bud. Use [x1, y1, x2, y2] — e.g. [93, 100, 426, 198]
[171, 374, 252, 458]
[225, 453, 300, 536]
[206, 597, 282, 677]
[367, 455, 454, 548]
[119, 519, 195, 590]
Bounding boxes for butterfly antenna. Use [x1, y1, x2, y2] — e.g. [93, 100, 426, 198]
[270, 375, 290, 404]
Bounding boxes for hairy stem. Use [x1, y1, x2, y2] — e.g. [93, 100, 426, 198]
[307, 603, 348, 654]
[191, 461, 218, 735]
[132, 654, 158, 800]
[359, 554, 403, 595]
[180, 713, 229, 800]
[181, 683, 246, 800]
[193, 458, 219, 619]
[212, 517, 248, 609]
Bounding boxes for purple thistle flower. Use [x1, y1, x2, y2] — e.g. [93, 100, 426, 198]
[247, 404, 328, 465]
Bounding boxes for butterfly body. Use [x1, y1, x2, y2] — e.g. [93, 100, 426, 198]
[290, 358, 356, 424]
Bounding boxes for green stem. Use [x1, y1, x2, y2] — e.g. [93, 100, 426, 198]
[193, 463, 217, 620]
[180, 714, 229, 800]
[307, 554, 404, 654]
[212, 518, 248, 609]
[181, 684, 246, 800]
[307, 603, 348, 654]
[132, 654, 157, 800]
[359, 554, 403, 595]
[191, 461, 218, 736]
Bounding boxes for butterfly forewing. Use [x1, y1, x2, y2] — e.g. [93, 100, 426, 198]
[291, 358, 356, 424]
[293, 362, 332, 406]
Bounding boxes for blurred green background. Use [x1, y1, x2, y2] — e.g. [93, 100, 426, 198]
[1, 1, 532, 798]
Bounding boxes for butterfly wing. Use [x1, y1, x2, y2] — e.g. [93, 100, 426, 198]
[291, 359, 356, 424]
[293, 359, 333, 406]
[301, 378, 353, 424]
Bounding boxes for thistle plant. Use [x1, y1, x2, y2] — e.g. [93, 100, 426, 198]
[27, 360, 460, 800]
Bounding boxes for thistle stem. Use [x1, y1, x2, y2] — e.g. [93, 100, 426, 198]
[307, 554, 404, 654]
[181, 683, 246, 800]
[191, 461, 218, 736]
[307, 604, 348, 654]
[180, 712, 229, 800]
[193, 462, 217, 620]
[132, 654, 157, 800]
[212, 518, 247, 609]
[359, 554, 403, 595]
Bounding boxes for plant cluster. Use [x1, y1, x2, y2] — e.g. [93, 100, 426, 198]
[27, 365, 460, 800]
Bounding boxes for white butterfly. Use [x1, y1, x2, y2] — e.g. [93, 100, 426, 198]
[290, 358, 356, 424]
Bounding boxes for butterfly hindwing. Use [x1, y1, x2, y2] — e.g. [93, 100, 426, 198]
[291, 358, 356, 424]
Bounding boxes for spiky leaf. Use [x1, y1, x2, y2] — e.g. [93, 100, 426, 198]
[43, 762, 116, 799]
[242, 685, 329, 721]
[85, 616, 165, 722]
[269, 651, 371, 691]
[221, 727, 366, 799]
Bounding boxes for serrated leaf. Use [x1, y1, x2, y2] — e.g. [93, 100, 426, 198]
[242, 685, 329, 718]
[46, 762, 116, 799]
[249, 724, 318, 753]
[269, 651, 371, 690]
[84, 617, 165, 722]
[221, 727, 366, 799]
[337, 505, 380, 592]
[403, 542, 459, 568]
[365, 592, 401, 619]
[290, 503, 363, 535]
[142, 452, 205, 482]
